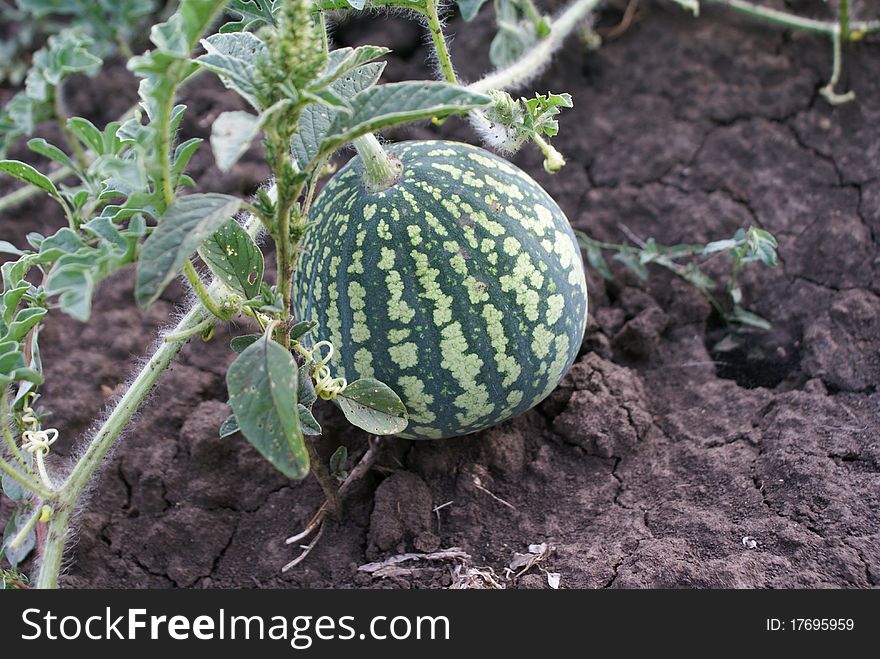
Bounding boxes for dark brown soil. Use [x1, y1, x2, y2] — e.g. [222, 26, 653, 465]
[1, 2, 878, 588]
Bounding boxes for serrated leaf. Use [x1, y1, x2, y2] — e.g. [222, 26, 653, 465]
[221, 0, 280, 32]
[0, 160, 59, 199]
[197, 32, 266, 110]
[135, 193, 242, 308]
[336, 378, 408, 435]
[198, 219, 264, 299]
[457, 0, 489, 21]
[226, 333, 308, 479]
[297, 404, 322, 436]
[230, 334, 260, 353]
[318, 82, 490, 158]
[291, 61, 385, 170]
[309, 45, 390, 91]
[210, 110, 262, 171]
[219, 413, 240, 438]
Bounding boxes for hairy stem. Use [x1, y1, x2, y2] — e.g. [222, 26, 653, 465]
[34, 213, 264, 589]
[470, 0, 602, 93]
[707, 0, 878, 36]
[423, 0, 458, 84]
[353, 134, 403, 192]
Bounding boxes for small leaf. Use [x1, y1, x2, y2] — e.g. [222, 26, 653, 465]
[1, 472, 29, 502]
[336, 378, 408, 435]
[210, 110, 262, 171]
[297, 404, 322, 436]
[135, 193, 242, 308]
[309, 45, 390, 90]
[230, 334, 260, 353]
[198, 219, 264, 299]
[0, 242, 24, 257]
[226, 333, 308, 479]
[319, 82, 491, 158]
[457, 0, 489, 21]
[298, 363, 317, 408]
[0, 160, 59, 199]
[27, 138, 77, 171]
[731, 307, 772, 330]
[289, 320, 317, 341]
[3, 512, 35, 568]
[219, 414, 240, 438]
[197, 32, 266, 110]
[329, 445, 348, 478]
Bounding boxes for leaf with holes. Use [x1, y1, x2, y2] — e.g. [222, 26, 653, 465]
[198, 219, 263, 299]
[226, 333, 308, 479]
[135, 193, 242, 308]
[336, 378, 408, 435]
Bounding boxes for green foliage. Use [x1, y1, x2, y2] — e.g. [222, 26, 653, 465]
[336, 379, 409, 435]
[574, 226, 779, 329]
[0, 28, 101, 157]
[135, 193, 242, 308]
[317, 81, 491, 158]
[226, 330, 309, 479]
[457, 0, 490, 21]
[489, 0, 549, 68]
[220, 0, 282, 33]
[198, 220, 264, 299]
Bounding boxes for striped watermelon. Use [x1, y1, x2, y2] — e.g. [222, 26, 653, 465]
[294, 140, 588, 440]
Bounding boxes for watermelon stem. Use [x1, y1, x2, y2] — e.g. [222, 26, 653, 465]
[353, 134, 403, 193]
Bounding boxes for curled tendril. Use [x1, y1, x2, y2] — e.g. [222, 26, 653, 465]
[19, 400, 58, 489]
[296, 340, 347, 401]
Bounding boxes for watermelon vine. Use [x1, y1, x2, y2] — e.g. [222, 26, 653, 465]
[3, 0, 845, 588]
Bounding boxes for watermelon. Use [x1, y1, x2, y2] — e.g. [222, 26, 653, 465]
[294, 140, 588, 440]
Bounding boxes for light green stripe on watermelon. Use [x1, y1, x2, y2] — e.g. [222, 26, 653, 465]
[294, 140, 588, 440]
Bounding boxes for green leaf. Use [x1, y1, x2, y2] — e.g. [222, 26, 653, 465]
[2, 308, 46, 343]
[0, 242, 24, 257]
[219, 413, 240, 438]
[210, 110, 261, 171]
[230, 334, 260, 353]
[197, 32, 266, 110]
[1, 472, 28, 502]
[3, 511, 35, 568]
[329, 445, 347, 478]
[336, 378, 408, 435]
[226, 333, 308, 479]
[612, 252, 649, 281]
[308, 45, 390, 91]
[221, 0, 281, 32]
[66, 117, 105, 154]
[730, 307, 772, 330]
[291, 61, 385, 170]
[0, 160, 59, 199]
[298, 363, 317, 408]
[198, 219, 264, 299]
[457, 0, 489, 21]
[26, 138, 77, 171]
[297, 404, 322, 436]
[289, 319, 317, 341]
[318, 82, 491, 158]
[135, 193, 242, 308]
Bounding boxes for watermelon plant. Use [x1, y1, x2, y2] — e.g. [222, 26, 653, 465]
[0, 0, 788, 589]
